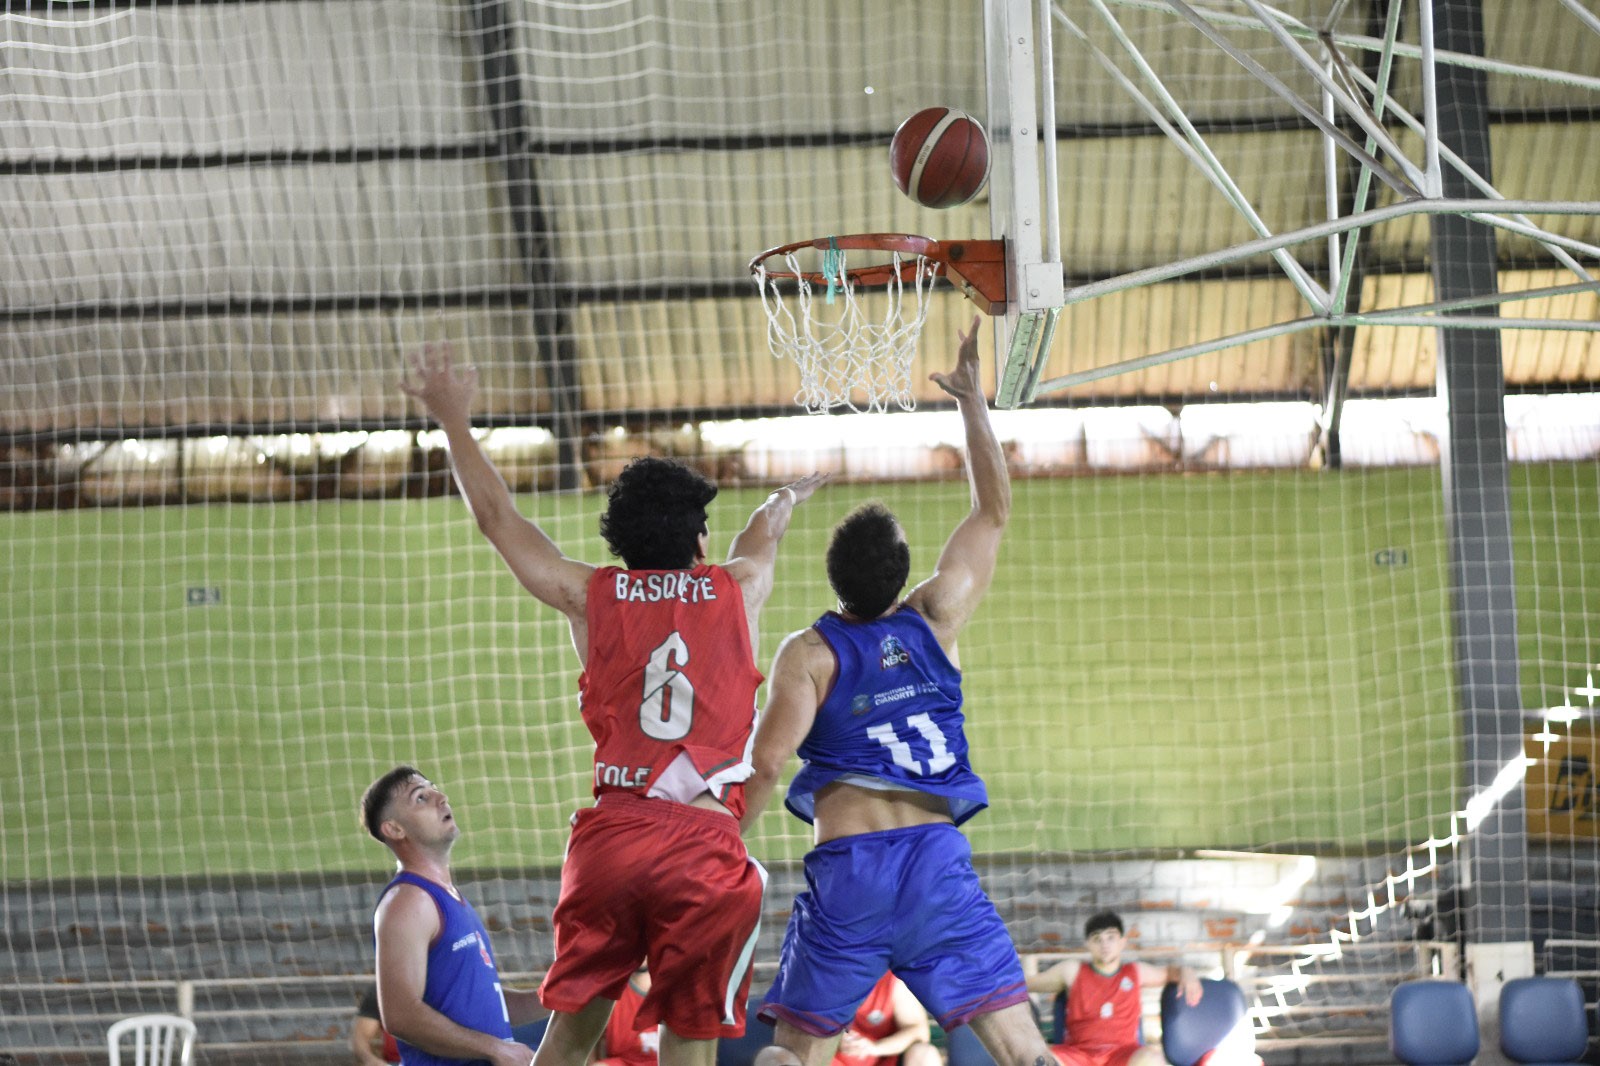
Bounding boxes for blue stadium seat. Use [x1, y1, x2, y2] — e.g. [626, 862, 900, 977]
[716, 999, 776, 1066]
[1160, 978, 1256, 1066]
[1499, 976, 1590, 1066]
[1390, 980, 1478, 1066]
[944, 1023, 999, 1066]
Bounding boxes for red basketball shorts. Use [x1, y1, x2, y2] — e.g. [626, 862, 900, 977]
[539, 792, 767, 1040]
[1050, 1044, 1143, 1066]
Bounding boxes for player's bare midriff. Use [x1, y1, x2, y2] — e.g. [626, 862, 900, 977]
[687, 791, 736, 819]
[811, 781, 952, 844]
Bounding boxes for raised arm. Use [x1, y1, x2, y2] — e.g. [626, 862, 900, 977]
[375, 886, 533, 1066]
[903, 317, 1011, 650]
[1138, 960, 1203, 1006]
[739, 629, 828, 834]
[723, 473, 828, 654]
[400, 345, 592, 625]
[722, 473, 829, 614]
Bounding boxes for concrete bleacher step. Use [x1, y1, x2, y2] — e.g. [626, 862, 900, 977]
[1256, 1034, 1393, 1066]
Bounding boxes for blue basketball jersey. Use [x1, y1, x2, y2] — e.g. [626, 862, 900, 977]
[378, 872, 511, 1066]
[784, 607, 988, 826]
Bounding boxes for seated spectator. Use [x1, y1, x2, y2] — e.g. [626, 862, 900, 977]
[352, 981, 401, 1065]
[1026, 912, 1202, 1066]
[594, 965, 659, 1066]
[832, 973, 938, 1066]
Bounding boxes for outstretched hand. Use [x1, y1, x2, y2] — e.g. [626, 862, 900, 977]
[399, 342, 478, 425]
[779, 471, 831, 506]
[929, 315, 985, 404]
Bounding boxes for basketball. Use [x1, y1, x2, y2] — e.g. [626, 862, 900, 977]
[888, 107, 991, 209]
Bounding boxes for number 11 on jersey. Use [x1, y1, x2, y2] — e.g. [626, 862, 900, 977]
[867, 713, 955, 775]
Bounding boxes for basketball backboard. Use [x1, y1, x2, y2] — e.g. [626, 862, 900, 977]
[984, 0, 1066, 408]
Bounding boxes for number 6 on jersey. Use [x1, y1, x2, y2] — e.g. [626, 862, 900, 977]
[640, 631, 694, 740]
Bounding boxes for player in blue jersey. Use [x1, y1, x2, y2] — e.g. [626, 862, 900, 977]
[362, 765, 544, 1066]
[742, 318, 1054, 1066]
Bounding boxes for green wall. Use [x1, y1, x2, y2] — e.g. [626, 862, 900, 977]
[3, 463, 1595, 878]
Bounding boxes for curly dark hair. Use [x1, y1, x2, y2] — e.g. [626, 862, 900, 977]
[360, 764, 423, 843]
[599, 457, 718, 570]
[826, 502, 911, 619]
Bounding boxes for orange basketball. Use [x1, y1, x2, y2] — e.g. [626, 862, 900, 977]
[888, 107, 991, 209]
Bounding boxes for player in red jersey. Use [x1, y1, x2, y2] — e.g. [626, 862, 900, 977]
[830, 974, 937, 1066]
[595, 966, 659, 1066]
[352, 982, 402, 1066]
[402, 345, 825, 1066]
[1026, 912, 1202, 1066]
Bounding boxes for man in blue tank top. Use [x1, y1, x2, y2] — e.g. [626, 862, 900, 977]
[741, 318, 1055, 1066]
[362, 765, 544, 1066]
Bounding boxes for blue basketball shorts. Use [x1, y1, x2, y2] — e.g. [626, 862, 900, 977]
[759, 822, 1028, 1034]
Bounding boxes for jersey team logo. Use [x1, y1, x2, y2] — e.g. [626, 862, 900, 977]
[851, 694, 873, 716]
[879, 635, 911, 669]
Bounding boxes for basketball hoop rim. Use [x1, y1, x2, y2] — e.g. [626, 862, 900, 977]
[749, 233, 1009, 315]
[748, 233, 943, 287]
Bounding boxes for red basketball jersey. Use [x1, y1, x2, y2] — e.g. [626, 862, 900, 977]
[599, 978, 659, 1066]
[834, 972, 900, 1066]
[1065, 963, 1142, 1049]
[580, 564, 763, 818]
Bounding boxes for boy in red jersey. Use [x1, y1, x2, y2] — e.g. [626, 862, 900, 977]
[1026, 912, 1202, 1066]
[595, 966, 659, 1066]
[829, 973, 937, 1066]
[352, 981, 402, 1066]
[402, 346, 825, 1066]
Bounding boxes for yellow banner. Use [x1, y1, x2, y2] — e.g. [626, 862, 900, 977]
[1525, 722, 1600, 840]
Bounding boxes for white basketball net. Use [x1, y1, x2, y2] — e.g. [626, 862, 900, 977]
[753, 243, 938, 414]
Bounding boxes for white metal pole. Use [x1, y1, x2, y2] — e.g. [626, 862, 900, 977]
[1073, 0, 1331, 311]
[1555, 0, 1600, 36]
[1417, 0, 1443, 197]
[1037, 0, 1060, 267]
[1062, 199, 1600, 303]
[1322, 70, 1343, 307]
[1234, 0, 1429, 191]
[1101, 0, 1600, 93]
[1344, 64, 1600, 275]
[1332, 0, 1409, 315]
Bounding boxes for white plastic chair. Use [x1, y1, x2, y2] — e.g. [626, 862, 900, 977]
[107, 1014, 197, 1066]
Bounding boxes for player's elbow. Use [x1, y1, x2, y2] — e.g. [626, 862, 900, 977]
[384, 1013, 426, 1049]
[748, 754, 784, 790]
